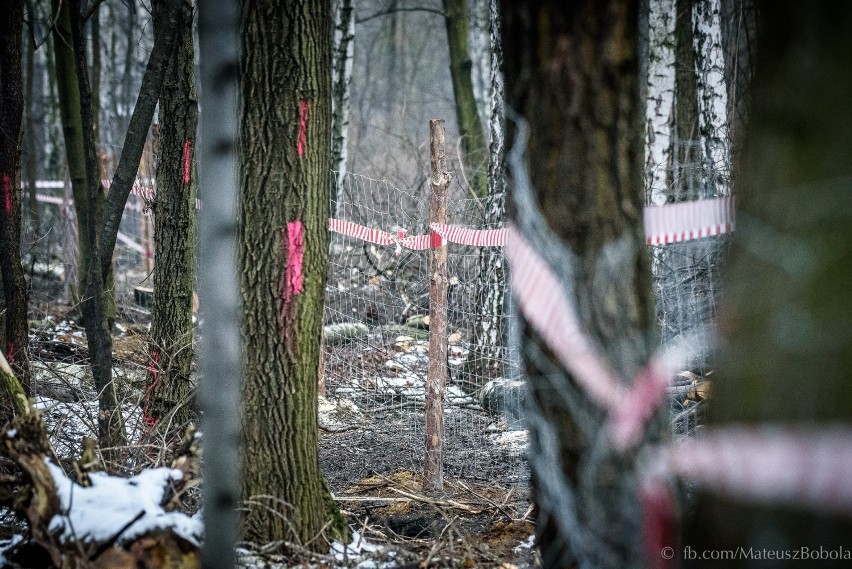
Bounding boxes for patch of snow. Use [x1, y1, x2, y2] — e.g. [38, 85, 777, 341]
[513, 534, 535, 552]
[6, 429, 16, 438]
[0, 535, 24, 565]
[493, 430, 529, 457]
[46, 460, 203, 546]
[330, 530, 398, 568]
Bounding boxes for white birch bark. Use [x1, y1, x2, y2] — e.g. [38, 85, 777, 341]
[462, 0, 506, 392]
[645, 0, 676, 206]
[331, 0, 354, 217]
[693, 0, 730, 196]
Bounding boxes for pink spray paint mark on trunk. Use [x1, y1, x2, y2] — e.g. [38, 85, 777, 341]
[142, 351, 160, 431]
[284, 221, 305, 301]
[182, 140, 192, 184]
[2, 174, 11, 213]
[5, 342, 14, 365]
[297, 100, 309, 157]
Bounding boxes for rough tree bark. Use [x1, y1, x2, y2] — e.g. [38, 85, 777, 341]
[683, 3, 852, 566]
[502, 1, 656, 567]
[239, 0, 347, 549]
[0, 0, 31, 398]
[146, 0, 198, 430]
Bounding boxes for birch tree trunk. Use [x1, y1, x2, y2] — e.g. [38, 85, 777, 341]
[239, 0, 347, 549]
[331, 0, 354, 217]
[693, 0, 729, 196]
[645, 0, 676, 206]
[459, 0, 505, 393]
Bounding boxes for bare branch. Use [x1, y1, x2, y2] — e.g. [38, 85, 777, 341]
[356, 5, 444, 24]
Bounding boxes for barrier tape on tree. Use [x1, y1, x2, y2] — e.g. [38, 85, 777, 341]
[652, 426, 852, 517]
[644, 195, 734, 245]
[505, 222, 852, 521]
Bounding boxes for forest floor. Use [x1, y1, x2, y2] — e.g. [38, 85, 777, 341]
[1, 272, 538, 567]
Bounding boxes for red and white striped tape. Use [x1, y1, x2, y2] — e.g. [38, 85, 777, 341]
[644, 196, 734, 245]
[328, 218, 440, 252]
[660, 426, 852, 517]
[505, 224, 625, 408]
[430, 223, 507, 247]
[505, 224, 693, 447]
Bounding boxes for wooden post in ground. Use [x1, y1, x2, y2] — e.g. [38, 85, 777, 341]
[424, 119, 450, 491]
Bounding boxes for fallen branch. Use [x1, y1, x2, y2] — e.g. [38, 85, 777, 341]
[387, 486, 483, 514]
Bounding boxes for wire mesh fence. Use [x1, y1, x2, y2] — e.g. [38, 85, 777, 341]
[646, 138, 731, 437]
[321, 171, 527, 490]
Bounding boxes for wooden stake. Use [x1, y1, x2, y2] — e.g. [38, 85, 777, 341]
[424, 119, 450, 491]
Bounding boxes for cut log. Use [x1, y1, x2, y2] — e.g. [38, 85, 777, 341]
[479, 379, 527, 426]
[323, 322, 369, 345]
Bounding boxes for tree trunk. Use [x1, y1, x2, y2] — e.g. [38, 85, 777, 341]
[502, 1, 655, 567]
[196, 0, 242, 564]
[0, 0, 31, 398]
[89, 2, 118, 325]
[468, 0, 491, 129]
[644, 0, 675, 206]
[459, 0, 505, 393]
[692, 0, 729, 197]
[443, 0, 487, 199]
[239, 0, 347, 549]
[146, 0, 198, 430]
[68, 0, 126, 459]
[684, 3, 852, 566]
[331, 0, 354, 216]
[673, 0, 700, 198]
[718, 0, 756, 154]
[22, 0, 41, 256]
[52, 0, 92, 309]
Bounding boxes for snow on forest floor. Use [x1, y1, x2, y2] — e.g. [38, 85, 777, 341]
[2, 300, 537, 567]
